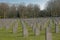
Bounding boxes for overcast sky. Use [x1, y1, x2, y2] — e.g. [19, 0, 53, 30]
[0, 0, 49, 10]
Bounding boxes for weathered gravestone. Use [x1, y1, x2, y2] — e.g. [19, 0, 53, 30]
[54, 22, 59, 33]
[13, 19, 18, 33]
[39, 18, 49, 31]
[48, 19, 52, 31]
[45, 27, 52, 40]
[21, 20, 28, 37]
[0, 19, 5, 28]
[0, 19, 4, 28]
[54, 18, 59, 33]
[4, 19, 12, 30]
[25, 19, 34, 28]
[33, 22, 40, 36]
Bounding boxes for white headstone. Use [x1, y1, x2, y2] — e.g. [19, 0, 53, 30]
[45, 27, 52, 40]
[21, 20, 28, 37]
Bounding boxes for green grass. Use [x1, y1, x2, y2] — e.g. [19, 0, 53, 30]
[0, 19, 60, 40]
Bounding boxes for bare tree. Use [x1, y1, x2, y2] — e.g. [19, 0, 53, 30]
[46, 0, 60, 17]
[9, 4, 17, 18]
[33, 4, 40, 17]
[18, 3, 27, 18]
[26, 4, 34, 18]
[0, 3, 9, 18]
[26, 4, 40, 18]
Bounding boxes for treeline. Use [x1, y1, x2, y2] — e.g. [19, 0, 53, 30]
[0, 0, 60, 18]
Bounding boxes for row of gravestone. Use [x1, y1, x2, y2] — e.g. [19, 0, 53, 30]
[21, 18, 60, 40]
[24, 17, 60, 33]
[0, 18, 60, 34]
[0, 19, 18, 33]
[0, 18, 60, 40]
[21, 19, 52, 40]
